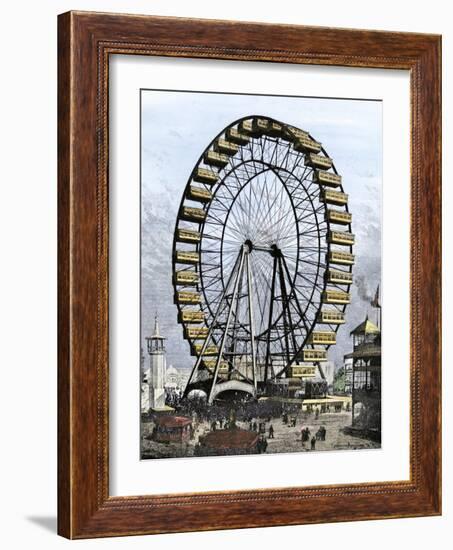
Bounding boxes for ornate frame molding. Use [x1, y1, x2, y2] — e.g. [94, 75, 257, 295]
[58, 11, 441, 538]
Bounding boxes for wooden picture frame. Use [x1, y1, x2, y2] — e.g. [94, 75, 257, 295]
[58, 11, 441, 539]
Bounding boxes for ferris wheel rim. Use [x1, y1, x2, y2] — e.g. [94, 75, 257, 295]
[171, 115, 354, 399]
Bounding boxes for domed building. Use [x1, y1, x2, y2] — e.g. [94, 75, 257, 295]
[164, 365, 179, 390]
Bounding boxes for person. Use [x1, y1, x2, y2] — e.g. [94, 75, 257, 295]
[320, 425, 327, 441]
[291, 416, 297, 427]
[252, 421, 258, 432]
[315, 407, 319, 419]
[258, 436, 268, 453]
[311, 436, 316, 450]
[211, 420, 217, 431]
[316, 428, 322, 441]
[268, 424, 274, 439]
[301, 427, 310, 445]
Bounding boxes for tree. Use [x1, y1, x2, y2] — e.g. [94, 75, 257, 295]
[333, 367, 346, 393]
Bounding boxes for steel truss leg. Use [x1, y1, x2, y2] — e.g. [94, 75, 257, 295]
[277, 255, 291, 368]
[183, 249, 243, 397]
[246, 252, 257, 390]
[208, 246, 247, 404]
[264, 255, 278, 383]
[279, 253, 326, 381]
[230, 254, 245, 375]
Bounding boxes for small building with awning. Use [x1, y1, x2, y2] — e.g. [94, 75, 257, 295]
[152, 415, 192, 443]
[195, 429, 260, 456]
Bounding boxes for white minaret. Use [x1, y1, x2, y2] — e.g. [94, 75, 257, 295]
[145, 314, 167, 410]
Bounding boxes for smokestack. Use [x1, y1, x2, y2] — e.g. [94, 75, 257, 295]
[354, 274, 373, 303]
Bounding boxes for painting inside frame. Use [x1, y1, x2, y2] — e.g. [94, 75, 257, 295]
[139, 89, 383, 460]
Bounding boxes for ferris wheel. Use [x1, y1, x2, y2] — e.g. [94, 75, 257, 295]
[172, 116, 354, 404]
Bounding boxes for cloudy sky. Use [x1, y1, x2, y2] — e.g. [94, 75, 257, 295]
[141, 89, 382, 371]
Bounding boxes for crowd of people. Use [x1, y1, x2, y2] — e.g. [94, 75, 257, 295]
[164, 387, 183, 408]
[160, 387, 345, 454]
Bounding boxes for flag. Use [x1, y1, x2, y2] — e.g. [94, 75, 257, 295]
[371, 285, 380, 308]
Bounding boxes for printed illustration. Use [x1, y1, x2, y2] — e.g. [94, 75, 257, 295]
[140, 91, 382, 459]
